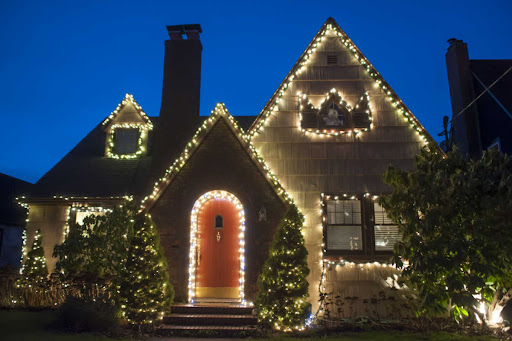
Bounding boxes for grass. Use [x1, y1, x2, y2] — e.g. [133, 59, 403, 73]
[0, 310, 126, 341]
[0, 310, 503, 340]
[264, 333, 500, 341]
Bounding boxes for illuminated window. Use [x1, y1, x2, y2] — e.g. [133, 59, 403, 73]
[325, 200, 362, 251]
[373, 203, 401, 251]
[75, 209, 106, 226]
[114, 129, 139, 155]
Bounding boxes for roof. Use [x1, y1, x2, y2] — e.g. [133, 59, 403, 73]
[141, 104, 291, 210]
[29, 114, 256, 199]
[247, 17, 439, 151]
[0, 173, 31, 226]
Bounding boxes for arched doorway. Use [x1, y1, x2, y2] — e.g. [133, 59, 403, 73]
[189, 191, 245, 303]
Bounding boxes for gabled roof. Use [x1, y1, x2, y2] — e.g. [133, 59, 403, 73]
[141, 103, 293, 211]
[248, 17, 438, 148]
[0, 173, 31, 226]
[102, 93, 153, 129]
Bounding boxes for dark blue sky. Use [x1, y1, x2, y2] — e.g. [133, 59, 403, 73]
[1, 0, 511, 183]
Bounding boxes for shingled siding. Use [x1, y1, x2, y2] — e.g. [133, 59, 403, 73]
[149, 118, 287, 302]
[251, 29, 425, 317]
[26, 205, 68, 272]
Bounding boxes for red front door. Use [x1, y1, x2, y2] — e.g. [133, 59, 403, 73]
[195, 197, 239, 298]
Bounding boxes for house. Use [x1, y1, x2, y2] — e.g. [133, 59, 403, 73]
[446, 38, 512, 158]
[20, 18, 435, 318]
[0, 173, 31, 269]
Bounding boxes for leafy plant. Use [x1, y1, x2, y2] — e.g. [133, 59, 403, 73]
[380, 147, 512, 325]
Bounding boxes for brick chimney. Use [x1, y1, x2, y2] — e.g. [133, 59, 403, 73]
[445, 38, 482, 158]
[151, 24, 203, 182]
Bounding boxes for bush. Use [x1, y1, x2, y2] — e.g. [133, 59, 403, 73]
[55, 295, 120, 333]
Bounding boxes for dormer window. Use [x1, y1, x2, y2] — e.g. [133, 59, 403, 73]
[102, 94, 153, 159]
[114, 128, 139, 155]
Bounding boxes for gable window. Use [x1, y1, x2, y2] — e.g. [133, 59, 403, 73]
[114, 128, 139, 155]
[325, 199, 362, 251]
[373, 203, 400, 251]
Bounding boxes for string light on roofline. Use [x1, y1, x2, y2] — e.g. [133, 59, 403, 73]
[141, 103, 296, 210]
[102, 94, 153, 129]
[247, 23, 434, 147]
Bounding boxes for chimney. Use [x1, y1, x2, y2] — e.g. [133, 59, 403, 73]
[150, 24, 203, 182]
[445, 38, 482, 158]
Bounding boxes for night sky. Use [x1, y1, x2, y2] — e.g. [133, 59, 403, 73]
[1, 0, 511, 183]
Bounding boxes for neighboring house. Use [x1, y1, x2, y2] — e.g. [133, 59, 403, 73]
[446, 38, 512, 158]
[0, 173, 31, 269]
[20, 18, 435, 318]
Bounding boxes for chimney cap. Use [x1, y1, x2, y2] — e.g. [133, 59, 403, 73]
[166, 24, 202, 35]
[447, 38, 463, 46]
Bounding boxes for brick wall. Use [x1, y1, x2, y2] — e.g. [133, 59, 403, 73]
[149, 118, 287, 302]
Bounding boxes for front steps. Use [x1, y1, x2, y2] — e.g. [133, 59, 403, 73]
[157, 302, 259, 336]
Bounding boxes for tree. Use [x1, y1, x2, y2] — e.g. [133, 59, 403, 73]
[380, 147, 512, 325]
[119, 213, 173, 326]
[19, 229, 48, 286]
[53, 201, 136, 281]
[256, 204, 310, 331]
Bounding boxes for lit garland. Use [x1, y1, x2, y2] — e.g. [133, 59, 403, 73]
[17, 229, 49, 288]
[188, 190, 246, 304]
[247, 21, 436, 148]
[141, 103, 295, 210]
[102, 94, 153, 159]
[299, 89, 372, 136]
[105, 123, 151, 159]
[102, 93, 152, 128]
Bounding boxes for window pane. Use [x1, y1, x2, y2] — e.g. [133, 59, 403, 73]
[75, 211, 106, 226]
[374, 203, 393, 225]
[327, 225, 362, 250]
[374, 225, 401, 251]
[115, 129, 139, 154]
[326, 200, 361, 224]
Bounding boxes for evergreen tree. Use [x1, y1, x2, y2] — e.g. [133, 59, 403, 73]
[256, 204, 310, 331]
[120, 213, 173, 326]
[19, 229, 48, 286]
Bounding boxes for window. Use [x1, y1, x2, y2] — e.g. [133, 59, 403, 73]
[325, 200, 362, 251]
[114, 128, 139, 155]
[214, 215, 223, 229]
[373, 203, 400, 251]
[322, 195, 401, 258]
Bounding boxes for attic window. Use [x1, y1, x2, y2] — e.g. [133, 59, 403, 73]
[115, 129, 139, 155]
[327, 55, 338, 65]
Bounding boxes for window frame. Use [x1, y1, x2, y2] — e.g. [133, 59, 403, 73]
[322, 194, 396, 261]
[372, 202, 400, 255]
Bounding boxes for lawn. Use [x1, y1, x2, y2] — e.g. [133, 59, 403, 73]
[0, 310, 123, 341]
[263, 333, 501, 341]
[0, 310, 503, 340]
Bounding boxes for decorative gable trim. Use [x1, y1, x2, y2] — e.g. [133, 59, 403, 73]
[299, 88, 372, 136]
[140, 103, 294, 211]
[248, 17, 438, 149]
[102, 93, 152, 128]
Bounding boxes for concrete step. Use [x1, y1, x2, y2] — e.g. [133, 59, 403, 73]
[164, 313, 257, 326]
[171, 304, 254, 315]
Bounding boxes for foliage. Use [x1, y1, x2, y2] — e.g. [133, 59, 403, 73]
[55, 295, 120, 333]
[256, 204, 310, 330]
[53, 201, 136, 281]
[380, 147, 512, 324]
[19, 229, 48, 285]
[119, 213, 173, 326]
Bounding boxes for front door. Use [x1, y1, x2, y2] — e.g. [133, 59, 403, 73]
[195, 196, 239, 299]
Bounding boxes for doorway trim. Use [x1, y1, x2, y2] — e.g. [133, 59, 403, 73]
[188, 190, 245, 303]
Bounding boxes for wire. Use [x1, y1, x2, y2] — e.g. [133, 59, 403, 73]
[450, 66, 512, 123]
